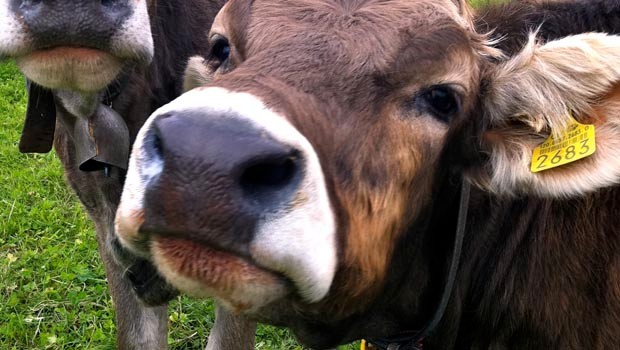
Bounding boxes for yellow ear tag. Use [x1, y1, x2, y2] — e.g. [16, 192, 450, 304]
[531, 117, 596, 173]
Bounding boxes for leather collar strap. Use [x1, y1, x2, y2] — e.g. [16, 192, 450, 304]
[102, 70, 131, 108]
[368, 180, 471, 350]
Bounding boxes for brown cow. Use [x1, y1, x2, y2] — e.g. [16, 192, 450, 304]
[115, 0, 620, 349]
[0, 0, 258, 349]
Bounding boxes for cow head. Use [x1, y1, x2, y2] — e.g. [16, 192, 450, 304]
[115, 0, 620, 347]
[0, 0, 154, 92]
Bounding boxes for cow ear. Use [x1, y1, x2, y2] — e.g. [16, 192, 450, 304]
[451, 0, 469, 14]
[19, 80, 56, 153]
[182, 56, 213, 92]
[469, 33, 620, 198]
[450, 0, 476, 24]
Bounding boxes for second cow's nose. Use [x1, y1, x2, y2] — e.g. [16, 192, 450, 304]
[12, 0, 132, 48]
[139, 111, 304, 248]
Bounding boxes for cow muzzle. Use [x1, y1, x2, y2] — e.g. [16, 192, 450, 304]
[1, 0, 153, 92]
[115, 87, 337, 313]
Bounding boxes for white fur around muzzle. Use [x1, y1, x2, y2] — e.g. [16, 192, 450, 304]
[0, 0, 31, 58]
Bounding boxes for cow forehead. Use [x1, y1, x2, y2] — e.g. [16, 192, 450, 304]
[247, 0, 463, 28]
[218, 0, 476, 105]
[246, 0, 467, 58]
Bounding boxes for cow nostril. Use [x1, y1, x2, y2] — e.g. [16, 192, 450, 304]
[141, 128, 165, 182]
[240, 152, 301, 201]
[144, 128, 164, 160]
[18, 0, 42, 9]
[152, 131, 164, 159]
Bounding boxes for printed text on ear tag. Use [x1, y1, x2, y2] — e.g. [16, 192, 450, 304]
[531, 118, 596, 173]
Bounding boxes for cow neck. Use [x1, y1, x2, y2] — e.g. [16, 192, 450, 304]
[368, 179, 471, 350]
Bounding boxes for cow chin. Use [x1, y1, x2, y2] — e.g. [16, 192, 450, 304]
[151, 236, 289, 313]
[16, 48, 124, 92]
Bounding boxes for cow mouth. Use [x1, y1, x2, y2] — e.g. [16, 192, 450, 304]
[15, 46, 124, 92]
[110, 238, 180, 306]
[25, 46, 112, 59]
[150, 235, 290, 313]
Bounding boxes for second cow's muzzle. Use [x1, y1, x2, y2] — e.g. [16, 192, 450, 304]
[10, 0, 132, 51]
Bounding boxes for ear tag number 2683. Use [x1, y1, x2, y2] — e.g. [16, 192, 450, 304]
[530, 118, 596, 173]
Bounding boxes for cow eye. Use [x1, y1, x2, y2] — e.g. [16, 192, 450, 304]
[208, 35, 231, 68]
[419, 86, 461, 122]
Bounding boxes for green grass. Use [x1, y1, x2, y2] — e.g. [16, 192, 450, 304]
[469, 0, 506, 7]
[0, 62, 359, 349]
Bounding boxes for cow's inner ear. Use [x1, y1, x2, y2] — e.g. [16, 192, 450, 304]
[466, 33, 620, 198]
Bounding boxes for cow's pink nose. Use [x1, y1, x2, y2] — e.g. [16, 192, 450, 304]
[13, 0, 131, 50]
[138, 112, 304, 251]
